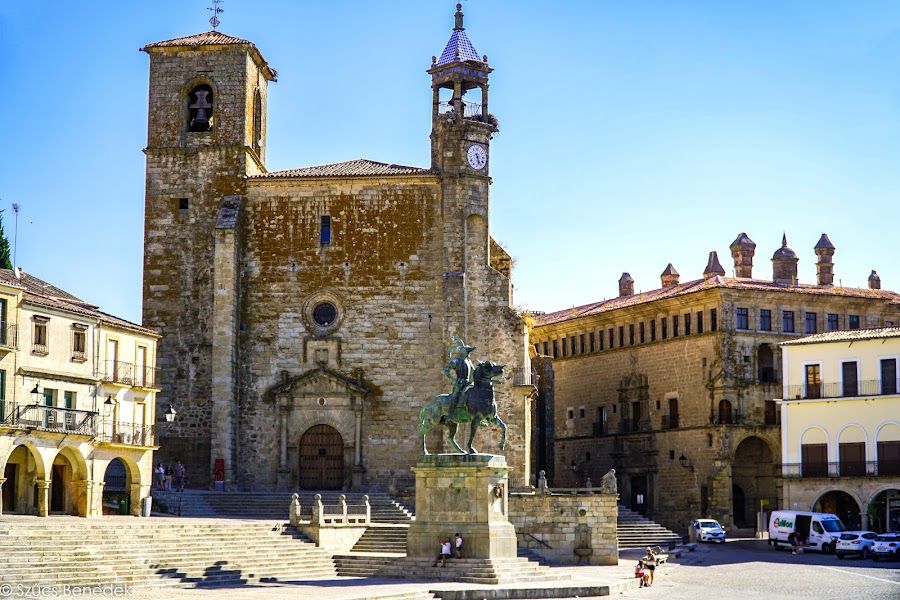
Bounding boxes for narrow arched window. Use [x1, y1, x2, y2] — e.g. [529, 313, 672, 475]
[188, 85, 213, 132]
[252, 88, 262, 152]
[718, 399, 733, 424]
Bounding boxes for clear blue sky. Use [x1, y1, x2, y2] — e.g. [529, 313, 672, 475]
[2, 1, 900, 324]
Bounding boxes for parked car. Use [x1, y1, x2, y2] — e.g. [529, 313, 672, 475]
[871, 532, 900, 561]
[692, 519, 726, 543]
[835, 531, 878, 559]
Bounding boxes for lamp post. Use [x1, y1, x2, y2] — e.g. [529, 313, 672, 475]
[165, 406, 177, 423]
[571, 459, 578, 486]
[679, 453, 695, 473]
[30, 383, 42, 404]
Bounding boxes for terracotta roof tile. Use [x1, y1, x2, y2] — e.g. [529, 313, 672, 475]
[781, 326, 900, 346]
[0, 269, 157, 336]
[534, 277, 900, 327]
[141, 31, 277, 80]
[141, 30, 253, 49]
[251, 159, 433, 179]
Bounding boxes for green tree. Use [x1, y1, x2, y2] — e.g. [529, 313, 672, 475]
[0, 211, 12, 270]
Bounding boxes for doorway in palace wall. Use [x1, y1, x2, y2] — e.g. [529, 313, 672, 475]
[299, 424, 344, 490]
[630, 475, 648, 516]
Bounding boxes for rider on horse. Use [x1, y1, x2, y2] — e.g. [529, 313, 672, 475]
[442, 338, 476, 417]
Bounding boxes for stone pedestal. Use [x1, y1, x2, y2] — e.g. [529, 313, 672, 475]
[407, 454, 516, 559]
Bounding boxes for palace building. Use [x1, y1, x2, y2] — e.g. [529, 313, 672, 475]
[531, 233, 900, 532]
[141, 5, 534, 490]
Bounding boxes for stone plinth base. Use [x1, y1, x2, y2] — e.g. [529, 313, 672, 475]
[407, 454, 516, 559]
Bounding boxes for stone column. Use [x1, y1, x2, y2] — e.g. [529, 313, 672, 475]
[211, 196, 242, 490]
[0, 477, 5, 516]
[275, 399, 291, 491]
[36, 480, 51, 517]
[354, 410, 362, 466]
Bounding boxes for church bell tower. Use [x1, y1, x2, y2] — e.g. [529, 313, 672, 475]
[429, 4, 498, 344]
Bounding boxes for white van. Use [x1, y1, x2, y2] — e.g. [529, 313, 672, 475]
[768, 511, 847, 554]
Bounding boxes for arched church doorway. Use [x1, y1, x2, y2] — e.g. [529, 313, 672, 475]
[300, 424, 344, 490]
[814, 490, 861, 530]
[732, 436, 777, 528]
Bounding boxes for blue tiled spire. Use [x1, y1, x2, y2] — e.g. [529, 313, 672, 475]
[436, 4, 481, 66]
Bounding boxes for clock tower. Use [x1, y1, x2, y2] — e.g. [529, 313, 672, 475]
[429, 4, 499, 345]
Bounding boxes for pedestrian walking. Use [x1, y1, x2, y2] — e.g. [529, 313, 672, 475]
[644, 546, 657, 586]
[173, 460, 186, 492]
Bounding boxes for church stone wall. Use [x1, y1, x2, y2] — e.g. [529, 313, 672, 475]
[230, 176, 528, 489]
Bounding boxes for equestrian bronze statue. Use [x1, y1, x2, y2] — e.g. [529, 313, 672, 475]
[419, 338, 508, 455]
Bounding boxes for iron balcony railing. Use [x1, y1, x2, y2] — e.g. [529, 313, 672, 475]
[102, 360, 134, 385]
[0, 323, 18, 350]
[784, 380, 897, 400]
[97, 421, 155, 446]
[4, 405, 97, 436]
[438, 100, 484, 118]
[781, 460, 900, 478]
[32, 342, 48, 355]
[508, 367, 537, 387]
[133, 366, 160, 388]
[592, 421, 608, 436]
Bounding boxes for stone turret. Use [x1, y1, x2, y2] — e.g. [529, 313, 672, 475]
[660, 264, 679, 288]
[869, 270, 881, 290]
[814, 233, 835, 287]
[703, 251, 726, 279]
[618, 272, 634, 297]
[729, 232, 756, 278]
[772, 234, 799, 285]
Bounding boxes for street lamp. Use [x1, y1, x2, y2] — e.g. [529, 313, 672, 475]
[679, 453, 695, 473]
[165, 406, 177, 423]
[30, 383, 42, 404]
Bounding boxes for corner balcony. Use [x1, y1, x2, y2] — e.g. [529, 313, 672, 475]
[0, 323, 18, 350]
[2, 404, 98, 436]
[96, 421, 155, 447]
[101, 360, 134, 386]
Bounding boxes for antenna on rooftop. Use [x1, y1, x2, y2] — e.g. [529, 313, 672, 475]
[11, 203, 18, 268]
[208, 0, 224, 30]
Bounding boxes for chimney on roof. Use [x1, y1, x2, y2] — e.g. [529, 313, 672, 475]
[729, 232, 756, 278]
[618, 272, 634, 297]
[869, 270, 881, 290]
[814, 233, 836, 287]
[703, 251, 726, 280]
[660, 263, 680, 288]
[772, 234, 799, 286]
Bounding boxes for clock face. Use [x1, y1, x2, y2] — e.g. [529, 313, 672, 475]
[466, 144, 487, 170]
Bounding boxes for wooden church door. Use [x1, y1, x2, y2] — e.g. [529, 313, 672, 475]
[299, 424, 344, 490]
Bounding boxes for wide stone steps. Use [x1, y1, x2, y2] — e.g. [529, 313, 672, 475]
[0, 519, 336, 589]
[333, 555, 571, 585]
[155, 491, 414, 523]
[617, 505, 682, 549]
[351, 525, 410, 553]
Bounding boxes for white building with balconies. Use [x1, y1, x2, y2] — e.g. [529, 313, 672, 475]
[0, 268, 161, 517]
[778, 327, 900, 532]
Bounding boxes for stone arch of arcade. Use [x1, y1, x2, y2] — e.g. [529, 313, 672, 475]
[1, 442, 49, 516]
[99, 454, 143, 517]
[729, 433, 779, 529]
[51, 445, 89, 517]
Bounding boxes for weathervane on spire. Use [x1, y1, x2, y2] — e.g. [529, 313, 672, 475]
[208, 0, 224, 30]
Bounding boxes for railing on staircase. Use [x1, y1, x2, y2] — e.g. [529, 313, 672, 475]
[150, 490, 182, 516]
[518, 532, 553, 550]
[309, 493, 371, 525]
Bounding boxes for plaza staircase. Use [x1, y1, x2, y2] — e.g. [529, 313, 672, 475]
[616, 505, 682, 549]
[154, 490, 414, 523]
[350, 523, 410, 553]
[0, 517, 336, 590]
[332, 555, 572, 585]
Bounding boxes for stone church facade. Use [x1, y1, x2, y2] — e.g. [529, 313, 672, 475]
[531, 235, 900, 533]
[141, 6, 533, 491]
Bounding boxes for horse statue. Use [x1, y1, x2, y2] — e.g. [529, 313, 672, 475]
[419, 360, 508, 455]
